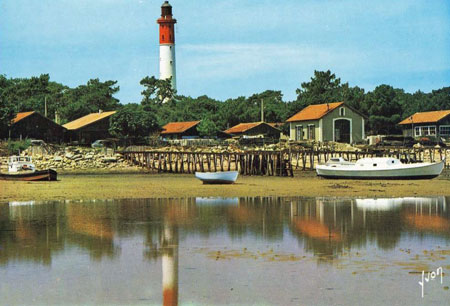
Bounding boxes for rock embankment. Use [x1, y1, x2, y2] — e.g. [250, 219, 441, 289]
[0, 147, 133, 172]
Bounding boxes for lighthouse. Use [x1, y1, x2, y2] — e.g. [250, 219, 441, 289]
[157, 1, 177, 91]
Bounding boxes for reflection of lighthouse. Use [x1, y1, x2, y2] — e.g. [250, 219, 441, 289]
[162, 223, 178, 306]
[157, 1, 177, 91]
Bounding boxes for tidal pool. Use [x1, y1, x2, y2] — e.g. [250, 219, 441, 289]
[0, 197, 449, 305]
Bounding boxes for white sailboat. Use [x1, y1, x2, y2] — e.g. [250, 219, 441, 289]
[316, 157, 445, 179]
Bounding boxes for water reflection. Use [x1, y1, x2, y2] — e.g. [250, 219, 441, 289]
[162, 222, 178, 306]
[0, 196, 449, 304]
[1, 197, 449, 265]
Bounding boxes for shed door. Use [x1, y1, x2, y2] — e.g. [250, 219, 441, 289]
[334, 119, 350, 143]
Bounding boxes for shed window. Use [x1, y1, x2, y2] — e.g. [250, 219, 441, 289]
[439, 125, 450, 136]
[415, 126, 421, 137]
[340, 107, 345, 116]
[162, 35, 165, 41]
[415, 126, 437, 137]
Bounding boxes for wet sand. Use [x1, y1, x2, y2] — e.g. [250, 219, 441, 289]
[1, 170, 449, 201]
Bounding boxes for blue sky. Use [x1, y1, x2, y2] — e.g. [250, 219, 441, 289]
[1, 0, 449, 103]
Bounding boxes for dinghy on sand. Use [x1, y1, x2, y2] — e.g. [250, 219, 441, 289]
[195, 171, 239, 184]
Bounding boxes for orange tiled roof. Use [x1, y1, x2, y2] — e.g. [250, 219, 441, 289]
[12, 111, 35, 124]
[398, 110, 450, 125]
[286, 102, 344, 122]
[63, 111, 116, 130]
[161, 121, 201, 134]
[224, 122, 262, 134]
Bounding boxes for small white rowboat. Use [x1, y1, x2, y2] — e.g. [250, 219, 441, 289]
[195, 171, 239, 184]
[316, 157, 445, 179]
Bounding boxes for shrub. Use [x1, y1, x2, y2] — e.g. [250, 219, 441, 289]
[7, 139, 31, 155]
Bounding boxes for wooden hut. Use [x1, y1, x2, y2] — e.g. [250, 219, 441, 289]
[10, 111, 65, 143]
[63, 111, 116, 144]
[160, 121, 201, 139]
[223, 122, 281, 139]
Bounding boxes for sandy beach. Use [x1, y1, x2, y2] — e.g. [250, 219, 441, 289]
[1, 170, 449, 202]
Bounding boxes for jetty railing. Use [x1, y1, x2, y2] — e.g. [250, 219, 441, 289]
[121, 147, 450, 176]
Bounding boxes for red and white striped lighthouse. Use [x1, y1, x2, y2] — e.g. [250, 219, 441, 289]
[157, 1, 177, 91]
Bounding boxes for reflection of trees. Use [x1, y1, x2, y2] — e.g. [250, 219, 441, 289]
[118, 197, 286, 245]
[226, 197, 285, 240]
[350, 208, 403, 251]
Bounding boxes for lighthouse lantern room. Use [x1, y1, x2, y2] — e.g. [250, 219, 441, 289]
[157, 1, 177, 91]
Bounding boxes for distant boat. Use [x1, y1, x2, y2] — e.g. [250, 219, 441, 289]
[316, 157, 445, 179]
[0, 156, 57, 181]
[195, 171, 238, 184]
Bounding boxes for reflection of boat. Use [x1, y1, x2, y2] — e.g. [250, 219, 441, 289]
[356, 198, 403, 211]
[9, 201, 36, 206]
[195, 197, 239, 206]
[316, 157, 444, 179]
[0, 156, 57, 181]
[195, 171, 238, 184]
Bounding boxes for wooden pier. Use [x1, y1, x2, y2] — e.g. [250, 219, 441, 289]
[122, 150, 294, 176]
[121, 147, 450, 176]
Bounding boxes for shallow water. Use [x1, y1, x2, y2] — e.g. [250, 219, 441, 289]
[1, 196, 449, 305]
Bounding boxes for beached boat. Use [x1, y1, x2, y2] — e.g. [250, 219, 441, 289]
[316, 157, 445, 179]
[0, 169, 57, 181]
[0, 156, 57, 181]
[195, 171, 238, 184]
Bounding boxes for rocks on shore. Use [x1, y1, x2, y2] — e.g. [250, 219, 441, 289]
[0, 146, 132, 172]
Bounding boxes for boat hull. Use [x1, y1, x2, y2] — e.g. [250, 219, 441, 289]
[0, 169, 58, 181]
[316, 160, 444, 180]
[195, 171, 238, 184]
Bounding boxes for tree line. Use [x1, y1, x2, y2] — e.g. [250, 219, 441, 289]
[1, 71, 449, 141]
